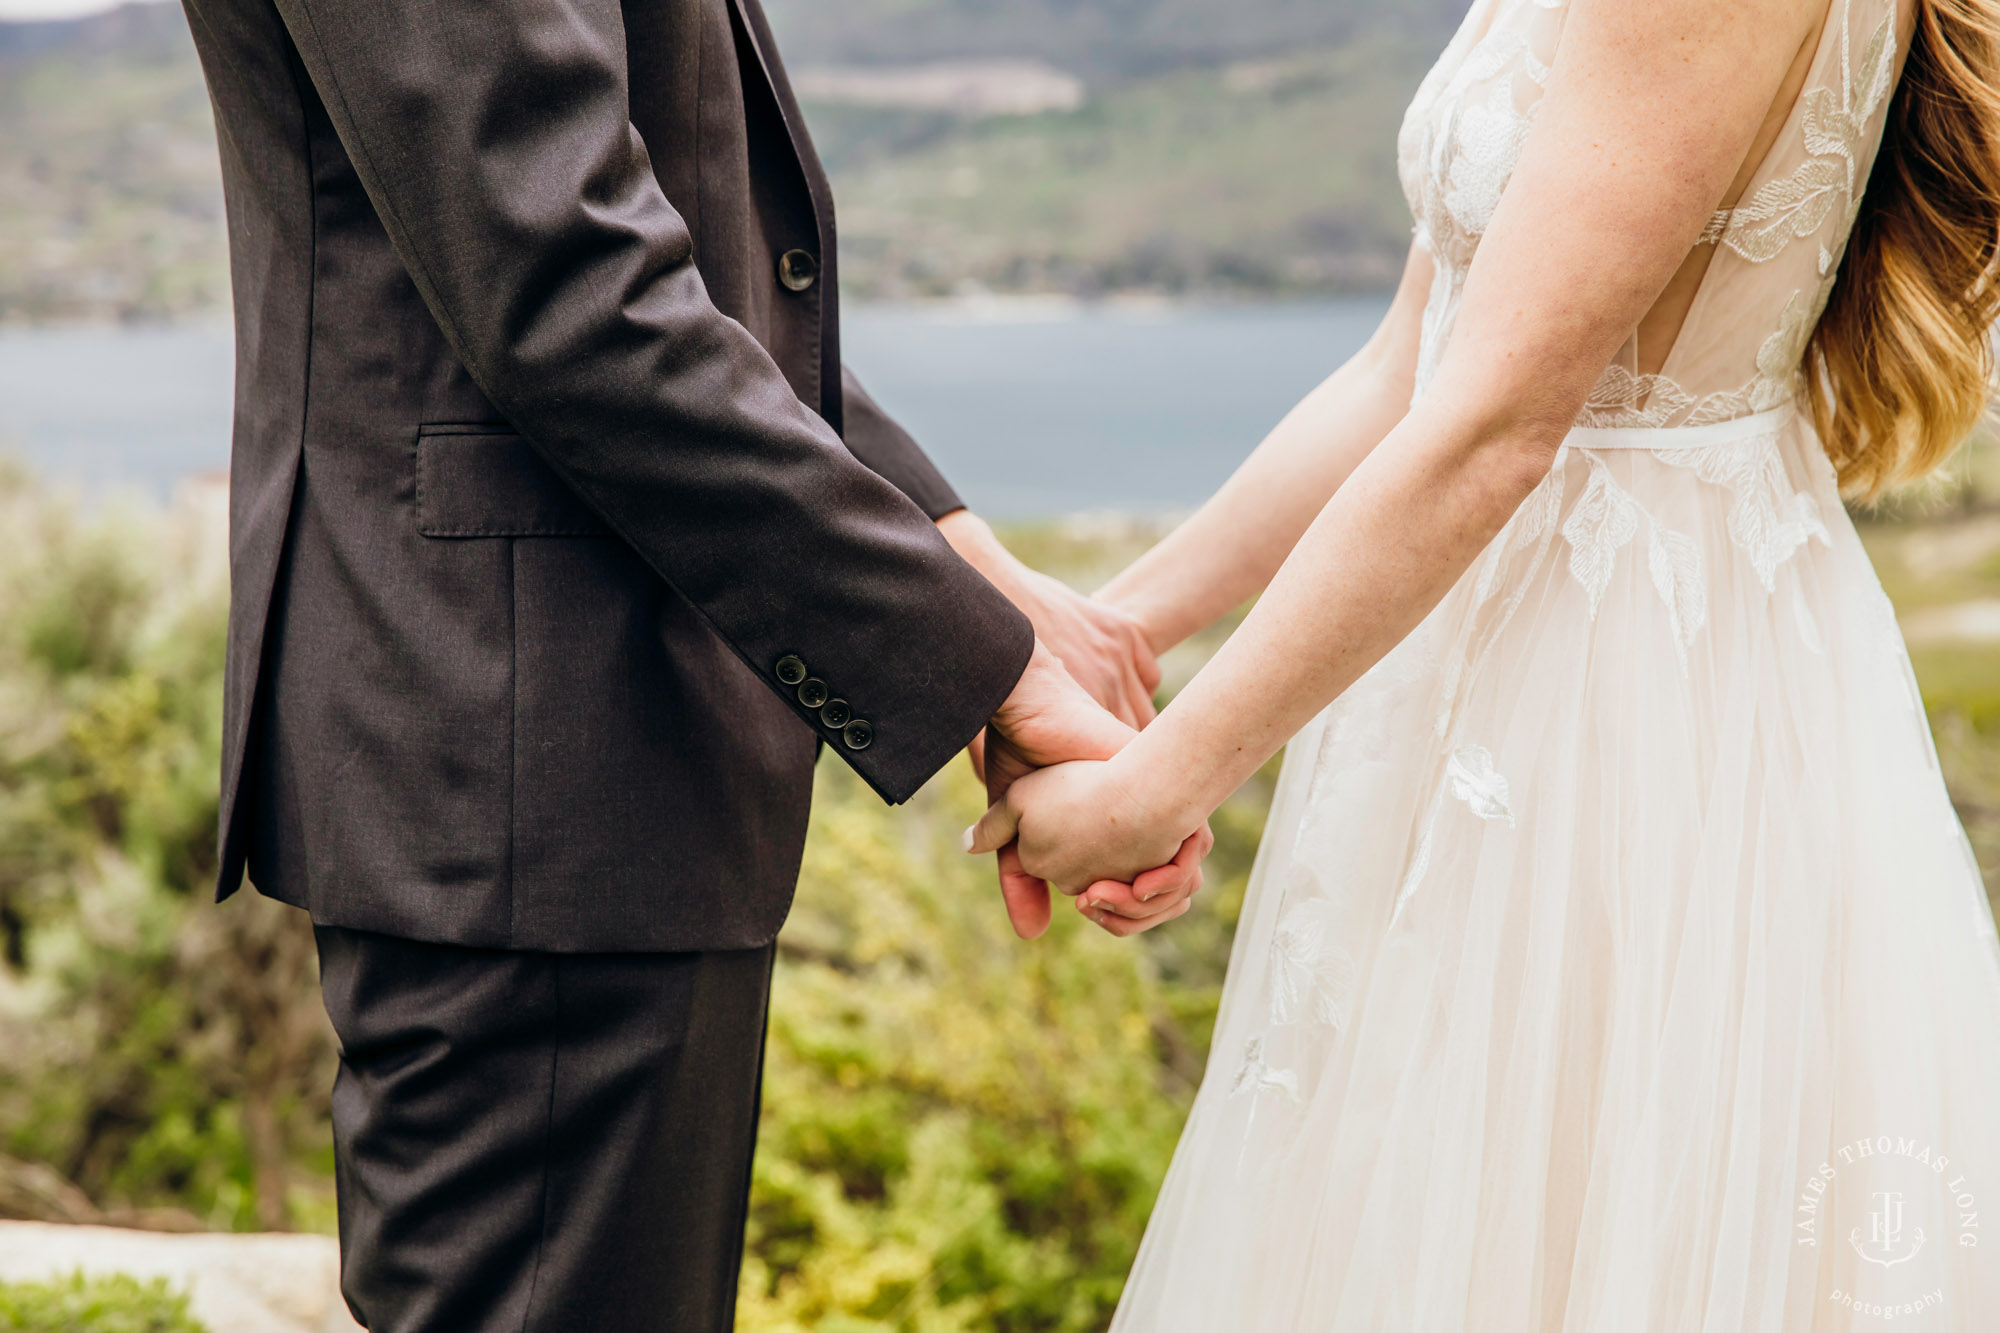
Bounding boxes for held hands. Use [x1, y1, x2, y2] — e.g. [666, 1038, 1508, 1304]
[967, 754, 1211, 937]
[937, 512, 1198, 939]
[1008, 562, 1160, 727]
[936, 511, 1160, 727]
[981, 642, 1208, 940]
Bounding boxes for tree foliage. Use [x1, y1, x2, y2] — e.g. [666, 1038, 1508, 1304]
[0, 1271, 206, 1333]
[739, 755, 1264, 1331]
[0, 467, 1271, 1328]
[0, 471, 336, 1234]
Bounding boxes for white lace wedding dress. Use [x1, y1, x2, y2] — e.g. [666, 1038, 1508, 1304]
[1110, 1, 2000, 1328]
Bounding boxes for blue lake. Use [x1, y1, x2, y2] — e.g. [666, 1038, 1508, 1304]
[0, 297, 1389, 516]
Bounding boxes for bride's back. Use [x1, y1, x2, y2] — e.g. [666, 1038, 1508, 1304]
[1400, 0, 1907, 434]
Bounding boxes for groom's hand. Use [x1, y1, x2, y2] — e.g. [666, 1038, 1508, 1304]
[982, 642, 1133, 799]
[982, 642, 1205, 939]
[938, 511, 1160, 728]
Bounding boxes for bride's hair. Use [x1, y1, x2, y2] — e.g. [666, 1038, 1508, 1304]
[1809, 0, 2000, 500]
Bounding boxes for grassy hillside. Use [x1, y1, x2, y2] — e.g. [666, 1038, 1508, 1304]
[0, 3, 223, 323]
[762, 0, 1460, 83]
[0, 0, 1440, 323]
[825, 36, 1429, 299]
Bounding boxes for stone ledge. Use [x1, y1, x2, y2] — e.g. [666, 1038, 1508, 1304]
[0, 1220, 360, 1333]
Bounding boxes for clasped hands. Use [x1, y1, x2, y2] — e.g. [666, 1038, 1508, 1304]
[975, 645, 1211, 939]
[940, 512, 1211, 941]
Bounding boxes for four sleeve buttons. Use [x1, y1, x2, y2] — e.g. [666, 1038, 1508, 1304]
[774, 656, 873, 750]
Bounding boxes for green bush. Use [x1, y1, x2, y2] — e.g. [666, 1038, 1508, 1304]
[738, 753, 1269, 1333]
[0, 464, 1271, 1325]
[0, 1272, 206, 1333]
[0, 470, 336, 1233]
[6, 461, 1985, 1331]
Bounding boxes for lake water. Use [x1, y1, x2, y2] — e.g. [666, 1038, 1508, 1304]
[0, 297, 1389, 516]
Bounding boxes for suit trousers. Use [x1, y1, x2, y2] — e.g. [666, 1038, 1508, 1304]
[313, 925, 775, 1332]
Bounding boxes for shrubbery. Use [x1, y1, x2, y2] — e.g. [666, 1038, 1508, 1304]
[5, 461, 1999, 1330]
[0, 469, 336, 1235]
[0, 1272, 205, 1333]
[0, 465, 1272, 1326]
[739, 755, 1265, 1331]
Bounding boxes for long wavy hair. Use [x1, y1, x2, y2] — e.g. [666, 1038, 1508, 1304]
[1808, 0, 2000, 500]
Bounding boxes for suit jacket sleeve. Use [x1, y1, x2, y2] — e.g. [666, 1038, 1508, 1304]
[839, 364, 965, 521]
[267, 0, 1032, 803]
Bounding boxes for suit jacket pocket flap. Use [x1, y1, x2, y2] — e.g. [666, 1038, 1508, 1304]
[416, 427, 614, 537]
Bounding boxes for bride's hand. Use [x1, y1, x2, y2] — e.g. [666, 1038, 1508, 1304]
[937, 510, 1161, 728]
[966, 757, 1211, 934]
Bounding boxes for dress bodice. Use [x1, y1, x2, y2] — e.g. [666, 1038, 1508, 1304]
[1398, 0, 1903, 428]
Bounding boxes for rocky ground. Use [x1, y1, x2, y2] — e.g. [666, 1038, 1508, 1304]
[0, 1221, 358, 1333]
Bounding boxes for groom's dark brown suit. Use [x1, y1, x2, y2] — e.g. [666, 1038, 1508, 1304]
[178, 0, 1034, 1323]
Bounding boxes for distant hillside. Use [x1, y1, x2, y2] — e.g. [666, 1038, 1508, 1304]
[0, 0, 1451, 323]
[0, 3, 223, 323]
[826, 36, 1432, 299]
[763, 0, 1461, 83]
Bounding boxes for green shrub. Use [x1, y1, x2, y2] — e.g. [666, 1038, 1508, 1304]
[738, 754, 1270, 1333]
[0, 1271, 206, 1333]
[0, 464, 1273, 1317]
[0, 472, 336, 1233]
[5, 459, 1987, 1332]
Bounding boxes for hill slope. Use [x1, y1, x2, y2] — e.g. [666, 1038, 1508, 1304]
[826, 36, 1430, 299]
[0, 3, 223, 323]
[0, 0, 1448, 322]
[763, 0, 1460, 82]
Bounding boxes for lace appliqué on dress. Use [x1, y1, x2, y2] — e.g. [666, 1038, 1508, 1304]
[1269, 900, 1358, 1033]
[1710, 11, 1896, 264]
[1559, 452, 1710, 670]
[1390, 743, 1517, 929]
[1652, 425, 1829, 592]
[1563, 453, 1641, 617]
[1231, 1037, 1302, 1103]
[1446, 745, 1515, 825]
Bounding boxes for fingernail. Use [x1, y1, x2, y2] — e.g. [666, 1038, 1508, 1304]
[961, 826, 977, 853]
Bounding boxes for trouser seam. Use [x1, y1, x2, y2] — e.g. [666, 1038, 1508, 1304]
[719, 946, 776, 1331]
[518, 958, 562, 1333]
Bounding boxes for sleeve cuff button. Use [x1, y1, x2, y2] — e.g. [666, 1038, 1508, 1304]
[775, 655, 808, 686]
[841, 719, 874, 751]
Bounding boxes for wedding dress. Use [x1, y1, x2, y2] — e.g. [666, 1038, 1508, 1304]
[1110, 0, 2000, 1328]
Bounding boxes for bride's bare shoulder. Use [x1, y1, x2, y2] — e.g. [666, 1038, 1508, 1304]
[1554, 0, 1833, 109]
[1562, 0, 1830, 44]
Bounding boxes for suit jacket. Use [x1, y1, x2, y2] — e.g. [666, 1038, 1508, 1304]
[181, 0, 1035, 951]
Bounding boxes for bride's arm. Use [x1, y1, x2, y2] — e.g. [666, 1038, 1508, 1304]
[975, 0, 1828, 892]
[1098, 245, 1434, 654]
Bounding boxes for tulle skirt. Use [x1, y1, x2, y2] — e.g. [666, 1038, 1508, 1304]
[1111, 407, 2000, 1332]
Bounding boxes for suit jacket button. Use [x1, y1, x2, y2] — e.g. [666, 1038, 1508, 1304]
[842, 718, 873, 751]
[820, 698, 852, 729]
[797, 678, 830, 709]
[775, 655, 808, 686]
[778, 249, 818, 292]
